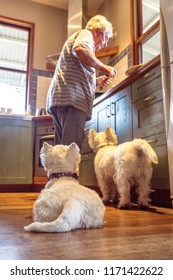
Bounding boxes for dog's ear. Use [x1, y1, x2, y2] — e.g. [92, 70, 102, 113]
[42, 142, 53, 152]
[68, 143, 81, 166]
[88, 129, 97, 141]
[88, 129, 98, 152]
[40, 142, 53, 171]
[105, 126, 114, 134]
[105, 126, 118, 145]
[68, 142, 80, 153]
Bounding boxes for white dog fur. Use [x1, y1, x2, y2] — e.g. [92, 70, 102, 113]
[24, 142, 105, 232]
[88, 126, 158, 209]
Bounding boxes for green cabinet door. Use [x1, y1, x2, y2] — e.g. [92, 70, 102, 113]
[0, 118, 34, 184]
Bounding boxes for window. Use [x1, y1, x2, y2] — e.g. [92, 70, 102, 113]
[0, 17, 34, 114]
[132, 0, 160, 65]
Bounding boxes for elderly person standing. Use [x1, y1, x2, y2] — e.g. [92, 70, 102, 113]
[46, 15, 117, 149]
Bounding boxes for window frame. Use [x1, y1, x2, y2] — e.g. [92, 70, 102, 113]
[130, 0, 160, 65]
[0, 16, 34, 110]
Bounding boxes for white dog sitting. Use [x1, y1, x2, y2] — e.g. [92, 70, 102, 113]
[24, 142, 105, 232]
[88, 126, 158, 209]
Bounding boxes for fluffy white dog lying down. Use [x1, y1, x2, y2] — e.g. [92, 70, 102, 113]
[24, 142, 105, 232]
[88, 126, 158, 209]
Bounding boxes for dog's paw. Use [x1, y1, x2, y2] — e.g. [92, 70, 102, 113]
[24, 225, 29, 231]
[118, 203, 132, 209]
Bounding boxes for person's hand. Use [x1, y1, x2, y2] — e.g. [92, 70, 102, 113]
[97, 76, 113, 87]
[103, 65, 117, 78]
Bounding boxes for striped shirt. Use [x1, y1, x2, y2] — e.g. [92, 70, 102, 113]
[46, 29, 96, 120]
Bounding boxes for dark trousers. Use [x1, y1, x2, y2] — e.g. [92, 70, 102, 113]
[50, 106, 87, 150]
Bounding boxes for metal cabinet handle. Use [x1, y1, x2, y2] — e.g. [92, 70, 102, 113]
[110, 102, 116, 115]
[144, 95, 156, 102]
[143, 71, 155, 80]
[106, 104, 111, 118]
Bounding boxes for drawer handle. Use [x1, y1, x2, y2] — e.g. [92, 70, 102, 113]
[144, 95, 156, 102]
[40, 134, 55, 140]
[147, 139, 158, 144]
[84, 155, 89, 158]
[143, 71, 155, 80]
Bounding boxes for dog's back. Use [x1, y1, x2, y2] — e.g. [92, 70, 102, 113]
[114, 139, 158, 167]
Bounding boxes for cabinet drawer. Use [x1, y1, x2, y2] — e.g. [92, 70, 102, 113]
[36, 125, 54, 135]
[132, 65, 161, 102]
[144, 133, 169, 190]
[144, 132, 166, 147]
[133, 88, 165, 138]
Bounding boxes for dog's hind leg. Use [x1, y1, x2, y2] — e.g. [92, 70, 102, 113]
[136, 177, 152, 208]
[97, 175, 112, 204]
[116, 177, 132, 209]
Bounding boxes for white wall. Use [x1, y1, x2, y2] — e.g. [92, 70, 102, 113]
[0, 0, 68, 70]
[0, 0, 131, 70]
[98, 0, 131, 52]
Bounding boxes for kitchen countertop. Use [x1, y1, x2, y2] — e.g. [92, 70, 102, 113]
[94, 55, 160, 106]
[0, 114, 52, 121]
[32, 114, 51, 121]
[0, 114, 33, 121]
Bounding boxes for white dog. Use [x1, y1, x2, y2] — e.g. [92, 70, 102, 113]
[24, 142, 105, 232]
[88, 126, 158, 209]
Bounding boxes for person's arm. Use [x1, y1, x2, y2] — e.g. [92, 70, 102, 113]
[74, 46, 116, 78]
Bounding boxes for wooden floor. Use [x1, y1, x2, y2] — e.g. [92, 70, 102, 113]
[0, 192, 173, 260]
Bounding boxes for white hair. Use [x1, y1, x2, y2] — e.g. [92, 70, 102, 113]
[85, 15, 113, 38]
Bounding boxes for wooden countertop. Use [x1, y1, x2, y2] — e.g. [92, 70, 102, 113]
[32, 114, 52, 121]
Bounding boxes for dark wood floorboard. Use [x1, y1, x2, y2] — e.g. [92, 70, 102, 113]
[0, 193, 173, 260]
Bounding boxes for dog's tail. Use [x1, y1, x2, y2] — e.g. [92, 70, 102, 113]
[24, 201, 82, 233]
[133, 139, 158, 164]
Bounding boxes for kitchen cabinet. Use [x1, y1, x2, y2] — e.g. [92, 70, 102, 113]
[94, 98, 111, 130]
[79, 108, 97, 186]
[79, 86, 132, 186]
[132, 64, 171, 206]
[79, 152, 97, 186]
[0, 116, 34, 184]
[132, 65, 165, 138]
[79, 63, 171, 206]
[95, 85, 132, 143]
